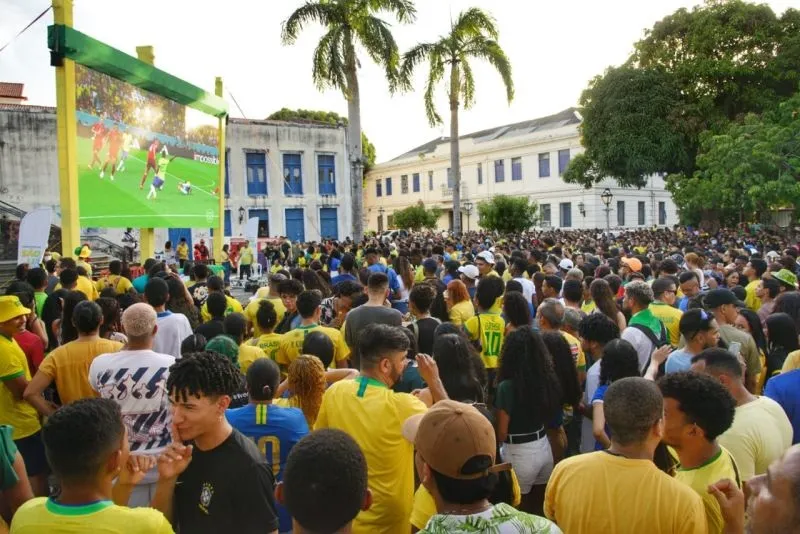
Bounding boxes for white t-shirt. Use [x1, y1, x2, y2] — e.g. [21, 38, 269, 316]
[513, 276, 536, 304]
[153, 311, 192, 359]
[580, 360, 602, 453]
[89, 349, 176, 455]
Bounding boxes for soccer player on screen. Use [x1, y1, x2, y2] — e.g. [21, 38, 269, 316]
[178, 181, 192, 195]
[88, 121, 106, 169]
[116, 132, 136, 173]
[139, 139, 167, 189]
[146, 155, 177, 200]
[99, 125, 123, 180]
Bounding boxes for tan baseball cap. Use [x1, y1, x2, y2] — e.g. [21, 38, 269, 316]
[402, 400, 509, 480]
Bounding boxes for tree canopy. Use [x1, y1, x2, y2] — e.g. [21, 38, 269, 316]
[266, 108, 377, 173]
[477, 195, 538, 234]
[391, 202, 442, 231]
[564, 0, 800, 223]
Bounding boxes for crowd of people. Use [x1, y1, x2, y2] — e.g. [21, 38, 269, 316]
[1, 226, 800, 533]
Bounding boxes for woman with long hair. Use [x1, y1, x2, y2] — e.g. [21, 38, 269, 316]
[96, 297, 127, 344]
[392, 255, 414, 314]
[591, 339, 641, 450]
[735, 308, 768, 391]
[502, 291, 531, 333]
[58, 290, 88, 345]
[300, 269, 331, 298]
[724, 269, 740, 289]
[541, 331, 582, 455]
[590, 278, 626, 331]
[445, 279, 474, 325]
[764, 312, 800, 384]
[495, 328, 562, 515]
[166, 276, 200, 330]
[773, 291, 800, 332]
[220, 243, 231, 287]
[684, 252, 705, 288]
[274, 354, 326, 427]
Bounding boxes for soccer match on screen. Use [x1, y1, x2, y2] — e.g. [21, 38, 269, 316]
[75, 64, 220, 228]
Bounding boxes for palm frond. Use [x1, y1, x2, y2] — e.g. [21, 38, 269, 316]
[464, 37, 514, 103]
[281, 1, 339, 45]
[460, 57, 476, 109]
[312, 27, 348, 93]
[367, 0, 417, 23]
[424, 51, 446, 127]
[399, 42, 436, 92]
[357, 15, 403, 91]
[453, 7, 498, 41]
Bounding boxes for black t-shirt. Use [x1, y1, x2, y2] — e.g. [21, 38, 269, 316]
[408, 317, 440, 355]
[174, 429, 279, 533]
[194, 318, 224, 341]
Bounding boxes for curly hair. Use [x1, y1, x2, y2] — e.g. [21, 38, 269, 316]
[497, 328, 562, 422]
[599, 339, 641, 385]
[167, 351, 243, 402]
[578, 313, 620, 345]
[287, 355, 327, 427]
[658, 371, 736, 441]
[502, 291, 530, 329]
[432, 334, 486, 403]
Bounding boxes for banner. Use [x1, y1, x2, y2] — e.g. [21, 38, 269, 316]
[74, 64, 220, 228]
[245, 217, 259, 243]
[17, 208, 53, 266]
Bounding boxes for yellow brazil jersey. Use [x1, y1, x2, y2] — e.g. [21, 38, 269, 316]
[745, 279, 762, 312]
[561, 330, 587, 373]
[276, 324, 349, 367]
[464, 312, 506, 369]
[95, 275, 133, 295]
[650, 302, 683, 347]
[238, 344, 267, 375]
[252, 333, 283, 361]
[674, 447, 741, 534]
[200, 294, 244, 323]
[10, 498, 173, 534]
[0, 334, 41, 440]
[414, 265, 425, 282]
[315, 377, 427, 534]
[581, 300, 597, 314]
[57, 276, 99, 301]
[245, 297, 286, 337]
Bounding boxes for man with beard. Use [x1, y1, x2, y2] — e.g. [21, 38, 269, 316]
[314, 324, 448, 534]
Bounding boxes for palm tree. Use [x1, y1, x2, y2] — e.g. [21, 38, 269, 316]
[281, 0, 416, 242]
[400, 8, 513, 235]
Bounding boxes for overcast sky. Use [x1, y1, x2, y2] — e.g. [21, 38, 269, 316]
[1, 0, 793, 161]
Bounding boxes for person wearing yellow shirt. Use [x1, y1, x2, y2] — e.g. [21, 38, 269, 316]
[545, 377, 707, 533]
[95, 260, 134, 296]
[537, 298, 586, 381]
[743, 259, 767, 311]
[9, 398, 173, 534]
[659, 371, 741, 534]
[175, 238, 189, 268]
[199, 276, 243, 323]
[315, 324, 448, 534]
[0, 295, 47, 497]
[222, 313, 267, 375]
[245, 275, 287, 337]
[55, 259, 99, 301]
[464, 277, 506, 375]
[650, 278, 683, 347]
[277, 291, 349, 370]
[475, 251, 500, 280]
[248, 300, 283, 362]
[238, 240, 255, 279]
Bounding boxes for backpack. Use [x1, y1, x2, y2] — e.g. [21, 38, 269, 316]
[410, 317, 442, 346]
[630, 322, 669, 376]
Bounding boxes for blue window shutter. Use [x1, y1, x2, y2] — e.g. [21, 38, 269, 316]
[428, 171, 433, 191]
[245, 152, 267, 196]
[224, 209, 232, 237]
[538, 153, 550, 178]
[412, 173, 420, 192]
[558, 149, 570, 175]
[317, 154, 335, 195]
[494, 160, 504, 182]
[512, 157, 522, 181]
[283, 153, 303, 195]
[386, 177, 393, 196]
[376, 180, 382, 197]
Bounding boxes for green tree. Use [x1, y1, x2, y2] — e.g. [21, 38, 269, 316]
[564, 0, 800, 220]
[281, 0, 416, 241]
[667, 91, 800, 225]
[400, 7, 513, 235]
[391, 201, 442, 231]
[266, 108, 376, 173]
[477, 195, 537, 234]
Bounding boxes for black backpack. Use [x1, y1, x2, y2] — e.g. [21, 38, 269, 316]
[630, 322, 669, 377]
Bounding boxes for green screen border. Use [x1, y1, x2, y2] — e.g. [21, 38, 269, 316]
[48, 24, 228, 118]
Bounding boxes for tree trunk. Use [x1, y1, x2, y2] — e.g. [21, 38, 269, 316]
[449, 61, 462, 236]
[345, 44, 364, 242]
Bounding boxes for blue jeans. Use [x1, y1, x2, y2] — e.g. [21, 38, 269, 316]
[222, 261, 231, 285]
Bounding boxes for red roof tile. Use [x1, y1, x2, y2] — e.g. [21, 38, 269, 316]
[0, 83, 27, 100]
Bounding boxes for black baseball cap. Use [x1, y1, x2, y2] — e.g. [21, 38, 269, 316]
[704, 288, 745, 309]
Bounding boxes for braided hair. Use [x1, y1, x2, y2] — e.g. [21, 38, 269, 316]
[167, 351, 242, 402]
[285, 355, 326, 427]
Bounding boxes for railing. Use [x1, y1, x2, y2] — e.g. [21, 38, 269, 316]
[80, 234, 126, 260]
[441, 183, 469, 198]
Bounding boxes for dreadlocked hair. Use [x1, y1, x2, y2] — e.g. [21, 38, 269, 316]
[286, 355, 326, 427]
[167, 351, 242, 402]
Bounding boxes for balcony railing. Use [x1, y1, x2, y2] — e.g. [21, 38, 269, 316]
[441, 183, 469, 198]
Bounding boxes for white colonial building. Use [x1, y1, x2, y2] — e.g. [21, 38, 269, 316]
[364, 108, 678, 232]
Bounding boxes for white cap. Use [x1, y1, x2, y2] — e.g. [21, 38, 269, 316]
[476, 251, 495, 265]
[558, 258, 574, 271]
[458, 264, 480, 279]
[766, 250, 781, 260]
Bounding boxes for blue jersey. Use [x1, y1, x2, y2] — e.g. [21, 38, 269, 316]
[227, 403, 309, 532]
[368, 263, 400, 292]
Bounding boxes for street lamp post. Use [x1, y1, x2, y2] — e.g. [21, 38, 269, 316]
[463, 201, 473, 232]
[600, 188, 613, 230]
